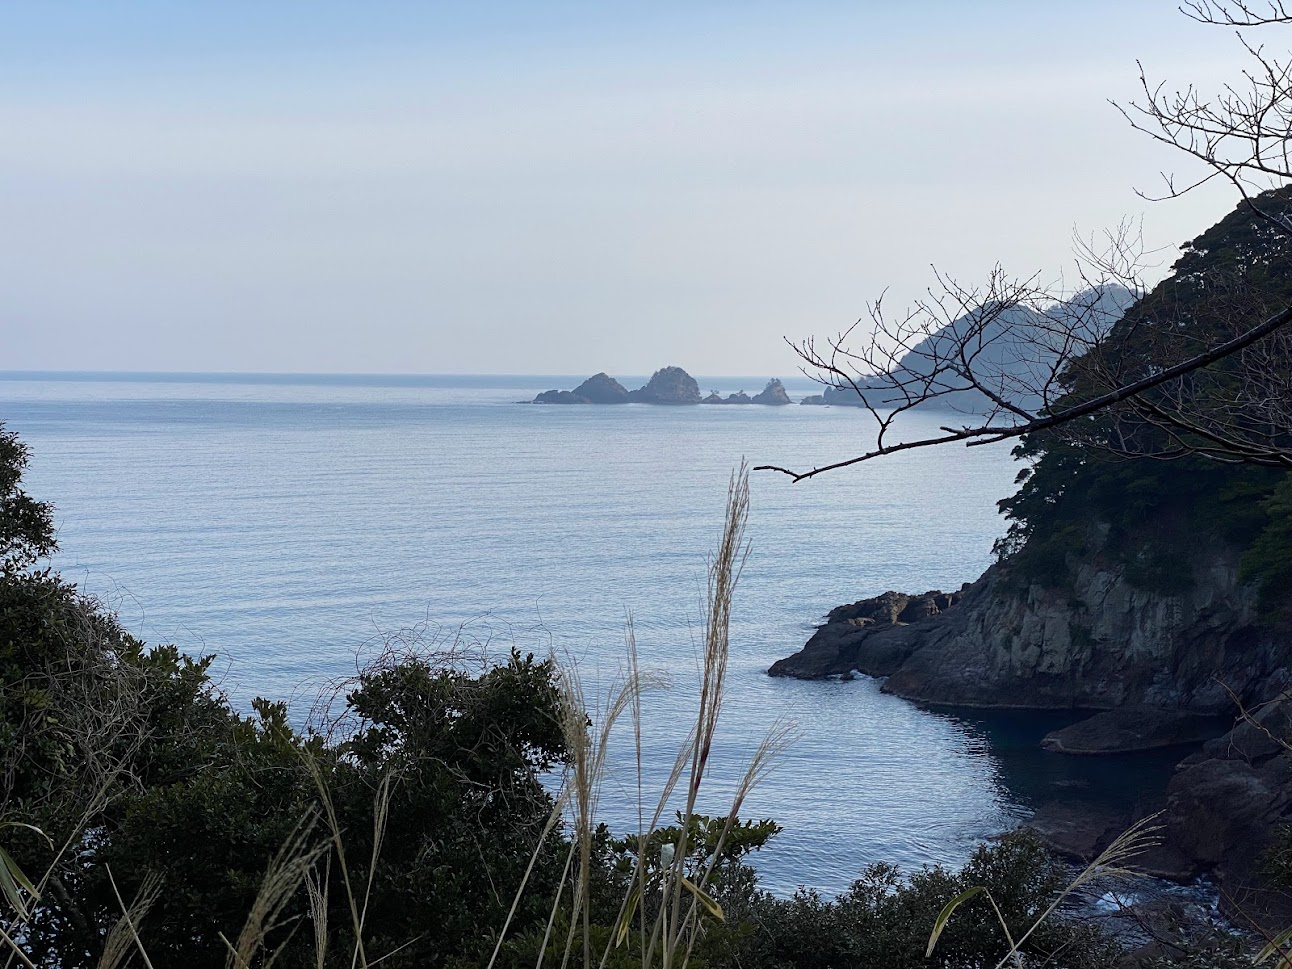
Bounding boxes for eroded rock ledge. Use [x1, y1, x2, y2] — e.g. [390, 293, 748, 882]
[770, 549, 1288, 712]
[767, 588, 967, 680]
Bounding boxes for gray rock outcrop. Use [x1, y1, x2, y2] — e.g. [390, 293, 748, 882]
[774, 524, 1292, 927]
[627, 366, 703, 405]
[751, 379, 792, 405]
[535, 370, 797, 406]
[571, 372, 630, 403]
[767, 589, 966, 679]
[533, 389, 587, 404]
[702, 391, 752, 405]
[1026, 702, 1292, 930]
[773, 524, 1288, 712]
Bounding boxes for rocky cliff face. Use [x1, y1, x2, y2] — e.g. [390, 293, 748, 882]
[884, 550, 1286, 713]
[772, 533, 1289, 713]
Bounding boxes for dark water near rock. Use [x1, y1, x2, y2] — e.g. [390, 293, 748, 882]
[955, 708, 1198, 814]
[0, 372, 1212, 895]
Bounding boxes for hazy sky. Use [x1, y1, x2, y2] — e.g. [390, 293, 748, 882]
[0, 1, 1257, 375]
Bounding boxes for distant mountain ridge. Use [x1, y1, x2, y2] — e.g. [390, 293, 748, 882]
[803, 285, 1136, 413]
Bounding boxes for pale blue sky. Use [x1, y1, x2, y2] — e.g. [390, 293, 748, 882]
[0, 2, 1253, 374]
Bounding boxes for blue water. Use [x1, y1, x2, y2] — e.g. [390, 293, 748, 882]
[0, 372, 1134, 895]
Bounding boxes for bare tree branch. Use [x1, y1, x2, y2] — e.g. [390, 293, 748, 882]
[761, 12, 1292, 482]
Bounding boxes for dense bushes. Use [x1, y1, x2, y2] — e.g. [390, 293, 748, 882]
[718, 835, 1118, 969]
[0, 422, 575, 967]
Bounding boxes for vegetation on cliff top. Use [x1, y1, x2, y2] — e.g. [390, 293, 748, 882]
[996, 188, 1292, 599]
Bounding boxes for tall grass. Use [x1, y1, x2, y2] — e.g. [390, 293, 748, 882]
[480, 466, 797, 969]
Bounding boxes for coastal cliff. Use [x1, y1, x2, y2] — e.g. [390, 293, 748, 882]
[770, 540, 1287, 711]
[768, 530, 1292, 924]
[770, 189, 1292, 925]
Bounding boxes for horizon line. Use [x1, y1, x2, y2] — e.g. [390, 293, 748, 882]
[0, 368, 818, 382]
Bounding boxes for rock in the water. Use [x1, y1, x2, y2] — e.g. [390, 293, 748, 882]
[533, 389, 589, 404]
[571, 372, 630, 403]
[799, 394, 827, 405]
[768, 589, 960, 679]
[628, 366, 702, 405]
[702, 392, 723, 403]
[751, 378, 792, 405]
[1041, 706, 1227, 755]
[1022, 700, 1292, 929]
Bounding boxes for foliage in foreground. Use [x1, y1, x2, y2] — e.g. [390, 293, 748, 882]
[0, 425, 1205, 968]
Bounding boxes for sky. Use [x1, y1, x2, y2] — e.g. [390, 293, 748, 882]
[0, 1, 1261, 376]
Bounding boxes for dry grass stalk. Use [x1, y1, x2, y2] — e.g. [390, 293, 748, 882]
[994, 814, 1162, 968]
[97, 873, 162, 969]
[653, 468, 751, 969]
[928, 813, 1163, 968]
[104, 865, 157, 969]
[222, 815, 326, 969]
[305, 857, 331, 969]
[303, 752, 375, 969]
[0, 923, 38, 969]
[491, 466, 792, 969]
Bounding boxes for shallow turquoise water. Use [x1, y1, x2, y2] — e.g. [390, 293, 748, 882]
[0, 372, 1159, 895]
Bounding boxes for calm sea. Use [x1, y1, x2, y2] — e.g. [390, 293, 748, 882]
[0, 372, 1177, 895]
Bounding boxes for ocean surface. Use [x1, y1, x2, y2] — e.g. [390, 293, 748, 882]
[0, 372, 1181, 896]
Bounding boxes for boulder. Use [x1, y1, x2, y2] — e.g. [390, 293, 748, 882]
[799, 394, 827, 405]
[702, 392, 723, 404]
[1021, 719, 1292, 930]
[751, 379, 792, 405]
[827, 590, 911, 626]
[1202, 696, 1292, 764]
[628, 366, 703, 405]
[1040, 706, 1227, 755]
[571, 372, 630, 403]
[1162, 753, 1292, 927]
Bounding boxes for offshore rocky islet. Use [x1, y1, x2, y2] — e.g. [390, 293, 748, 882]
[533, 367, 792, 405]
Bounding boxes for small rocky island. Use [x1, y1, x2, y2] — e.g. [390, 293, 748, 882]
[534, 368, 792, 405]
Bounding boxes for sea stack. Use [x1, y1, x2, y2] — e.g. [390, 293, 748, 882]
[627, 366, 702, 404]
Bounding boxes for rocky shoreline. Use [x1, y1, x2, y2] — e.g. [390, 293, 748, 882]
[769, 563, 1292, 930]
